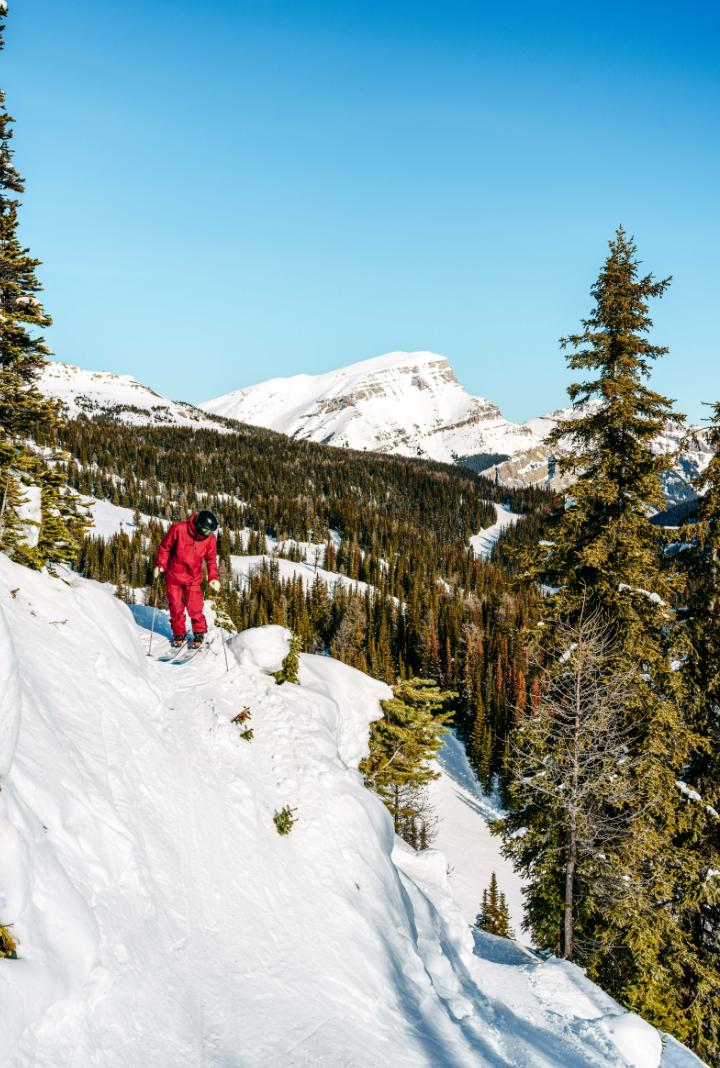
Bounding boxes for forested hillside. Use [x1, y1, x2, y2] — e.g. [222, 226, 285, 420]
[44, 417, 552, 783]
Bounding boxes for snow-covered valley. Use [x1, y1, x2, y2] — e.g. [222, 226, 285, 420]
[0, 555, 706, 1067]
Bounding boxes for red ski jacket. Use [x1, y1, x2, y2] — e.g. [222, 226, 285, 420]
[155, 515, 219, 586]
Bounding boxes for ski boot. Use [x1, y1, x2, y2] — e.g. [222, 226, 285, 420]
[172, 635, 186, 649]
[190, 632, 205, 650]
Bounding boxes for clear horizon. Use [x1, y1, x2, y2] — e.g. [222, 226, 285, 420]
[7, 0, 720, 423]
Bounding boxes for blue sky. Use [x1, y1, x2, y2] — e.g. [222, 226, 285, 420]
[6, 0, 720, 422]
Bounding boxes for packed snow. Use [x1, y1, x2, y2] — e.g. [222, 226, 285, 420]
[0, 555, 705, 1066]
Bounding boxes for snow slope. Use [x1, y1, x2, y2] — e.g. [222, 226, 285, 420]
[230, 553, 378, 600]
[469, 503, 519, 559]
[430, 733, 525, 935]
[37, 362, 233, 432]
[200, 351, 539, 464]
[0, 557, 706, 1067]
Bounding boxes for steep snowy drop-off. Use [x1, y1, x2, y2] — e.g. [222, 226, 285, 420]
[200, 351, 538, 464]
[430, 733, 525, 937]
[0, 559, 705, 1067]
[37, 362, 233, 432]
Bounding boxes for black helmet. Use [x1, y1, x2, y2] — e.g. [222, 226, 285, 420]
[194, 510, 219, 537]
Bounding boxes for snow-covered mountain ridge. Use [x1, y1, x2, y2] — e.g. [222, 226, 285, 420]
[37, 356, 712, 505]
[37, 362, 234, 432]
[0, 556, 704, 1067]
[200, 350, 538, 464]
[200, 353, 712, 504]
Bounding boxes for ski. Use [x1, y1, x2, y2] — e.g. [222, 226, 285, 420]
[155, 637, 208, 665]
[171, 640, 206, 665]
[157, 639, 191, 662]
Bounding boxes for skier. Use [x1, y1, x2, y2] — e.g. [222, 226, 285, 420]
[154, 509, 221, 649]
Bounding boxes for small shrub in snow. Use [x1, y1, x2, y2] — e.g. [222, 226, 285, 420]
[272, 633, 302, 685]
[231, 706, 253, 741]
[211, 592, 237, 634]
[273, 806, 297, 835]
[0, 924, 17, 959]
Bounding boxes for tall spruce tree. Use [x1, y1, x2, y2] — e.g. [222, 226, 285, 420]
[0, 3, 88, 567]
[508, 230, 700, 1038]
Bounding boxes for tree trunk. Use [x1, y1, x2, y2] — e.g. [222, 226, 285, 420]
[565, 640, 581, 961]
[0, 464, 12, 544]
[564, 830, 576, 960]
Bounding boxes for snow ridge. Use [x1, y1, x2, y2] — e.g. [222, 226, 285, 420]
[200, 353, 712, 502]
[37, 362, 234, 432]
[37, 356, 712, 505]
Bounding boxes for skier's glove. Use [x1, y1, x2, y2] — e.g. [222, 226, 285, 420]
[209, 579, 221, 592]
[153, 566, 163, 579]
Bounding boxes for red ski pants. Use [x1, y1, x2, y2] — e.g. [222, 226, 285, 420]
[166, 580, 207, 637]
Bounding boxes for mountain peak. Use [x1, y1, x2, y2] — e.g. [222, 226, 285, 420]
[200, 351, 530, 462]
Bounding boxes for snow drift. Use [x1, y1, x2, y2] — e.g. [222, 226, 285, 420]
[0, 558, 706, 1067]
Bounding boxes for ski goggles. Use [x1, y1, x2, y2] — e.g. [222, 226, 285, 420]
[197, 524, 215, 536]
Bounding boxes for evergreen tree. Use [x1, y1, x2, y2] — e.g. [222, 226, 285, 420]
[0, 467, 31, 552]
[272, 632, 302, 685]
[467, 695, 493, 791]
[0, 4, 89, 567]
[536, 228, 681, 608]
[512, 230, 699, 1037]
[360, 679, 454, 844]
[474, 873, 513, 939]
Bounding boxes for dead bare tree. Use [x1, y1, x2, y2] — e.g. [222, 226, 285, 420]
[506, 598, 645, 960]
